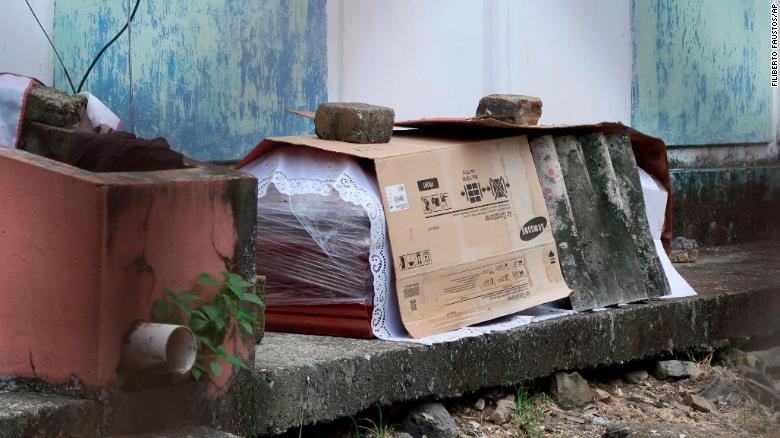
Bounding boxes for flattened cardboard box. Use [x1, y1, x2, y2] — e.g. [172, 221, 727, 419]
[251, 133, 571, 338]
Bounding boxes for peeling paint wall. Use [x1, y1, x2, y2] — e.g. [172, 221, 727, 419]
[670, 166, 780, 245]
[53, 1, 327, 160]
[632, 0, 773, 146]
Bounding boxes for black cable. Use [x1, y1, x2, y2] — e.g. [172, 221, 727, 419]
[24, 0, 76, 94]
[76, 0, 141, 93]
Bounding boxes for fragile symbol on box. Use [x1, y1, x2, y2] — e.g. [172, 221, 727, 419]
[488, 177, 509, 200]
[399, 250, 432, 270]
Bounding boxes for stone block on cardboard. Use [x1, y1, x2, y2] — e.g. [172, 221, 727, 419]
[475, 94, 542, 125]
[314, 102, 394, 144]
[24, 84, 86, 128]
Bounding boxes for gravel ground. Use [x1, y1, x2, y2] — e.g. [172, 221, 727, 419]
[281, 348, 780, 438]
[449, 360, 779, 437]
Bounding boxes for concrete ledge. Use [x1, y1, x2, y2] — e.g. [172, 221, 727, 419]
[0, 393, 101, 438]
[108, 426, 240, 437]
[2, 243, 778, 436]
[213, 243, 780, 436]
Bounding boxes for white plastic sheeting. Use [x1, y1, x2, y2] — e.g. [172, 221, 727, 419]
[638, 168, 696, 298]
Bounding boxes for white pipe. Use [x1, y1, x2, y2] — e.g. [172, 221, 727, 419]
[121, 322, 197, 374]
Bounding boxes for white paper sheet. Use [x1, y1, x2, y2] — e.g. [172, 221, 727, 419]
[638, 168, 696, 298]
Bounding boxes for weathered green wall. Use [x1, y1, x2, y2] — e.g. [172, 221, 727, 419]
[671, 166, 780, 245]
[53, 1, 326, 160]
[632, 0, 772, 146]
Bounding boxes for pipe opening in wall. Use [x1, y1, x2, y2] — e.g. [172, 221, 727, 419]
[120, 322, 197, 374]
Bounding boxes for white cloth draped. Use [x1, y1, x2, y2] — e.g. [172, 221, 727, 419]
[0, 73, 34, 148]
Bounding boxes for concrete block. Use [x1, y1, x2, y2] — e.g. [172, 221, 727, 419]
[314, 102, 394, 144]
[220, 250, 779, 436]
[5, 244, 778, 436]
[475, 94, 542, 125]
[108, 426, 241, 437]
[17, 121, 75, 159]
[23, 84, 86, 128]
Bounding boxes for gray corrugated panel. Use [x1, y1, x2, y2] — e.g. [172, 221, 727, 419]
[531, 133, 669, 310]
[529, 135, 596, 306]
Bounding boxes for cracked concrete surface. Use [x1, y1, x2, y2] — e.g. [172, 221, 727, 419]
[2, 242, 778, 436]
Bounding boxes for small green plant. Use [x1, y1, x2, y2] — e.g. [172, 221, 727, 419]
[514, 383, 546, 435]
[725, 337, 749, 358]
[347, 402, 392, 438]
[152, 271, 262, 381]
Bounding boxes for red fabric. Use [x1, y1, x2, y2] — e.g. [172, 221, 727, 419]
[266, 304, 374, 338]
[61, 131, 187, 172]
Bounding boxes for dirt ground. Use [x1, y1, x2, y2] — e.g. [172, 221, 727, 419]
[448, 356, 779, 437]
[291, 347, 780, 438]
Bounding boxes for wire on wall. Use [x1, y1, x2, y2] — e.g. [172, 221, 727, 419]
[76, 0, 141, 93]
[127, 0, 135, 133]
[24, 0, 76, 93]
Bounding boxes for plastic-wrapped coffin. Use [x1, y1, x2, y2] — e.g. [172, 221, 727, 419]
[530, 133, 671, 310]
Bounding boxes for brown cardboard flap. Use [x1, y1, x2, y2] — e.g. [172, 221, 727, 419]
[393, 117, 672, 252]
[239, 133, 502, 164]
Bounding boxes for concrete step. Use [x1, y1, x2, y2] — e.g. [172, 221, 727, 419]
[0, 392, 101, 438]
[3, 242, 778, 437]
[108, 426, 240, 437]
[218, 242, 780, 436]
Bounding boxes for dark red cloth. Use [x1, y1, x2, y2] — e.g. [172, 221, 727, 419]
[62, 131, 187, 172]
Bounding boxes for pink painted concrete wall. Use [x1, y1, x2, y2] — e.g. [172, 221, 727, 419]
[0, 147, 258, 390]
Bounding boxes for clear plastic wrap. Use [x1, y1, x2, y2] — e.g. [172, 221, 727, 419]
[256, 185, 374, 306]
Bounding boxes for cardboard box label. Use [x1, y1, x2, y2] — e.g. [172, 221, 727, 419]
[396, 244, 567, 338]
[384, 183, 410, 212]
